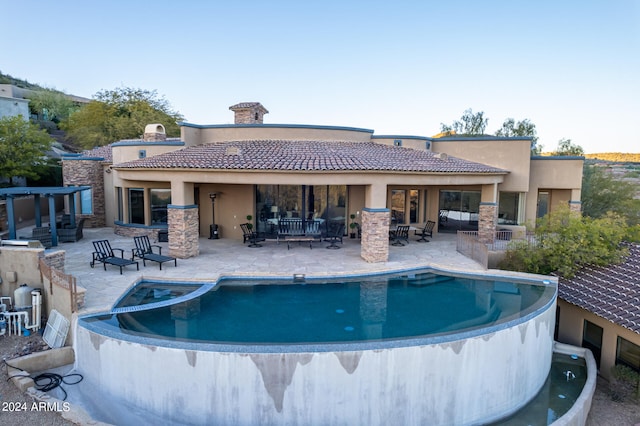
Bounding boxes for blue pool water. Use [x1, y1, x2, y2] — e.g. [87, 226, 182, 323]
[85, 270, 554, 345]
[491, 352, 588, 425]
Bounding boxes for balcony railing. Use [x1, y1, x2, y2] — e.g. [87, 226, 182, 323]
[456, 230, 536, 268]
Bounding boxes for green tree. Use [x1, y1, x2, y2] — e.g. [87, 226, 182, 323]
[26, 88, 78, 123]
[440, 108, 488, 136]
[499, 205, 628, 277]
[0, 115, 52, 181]
[496, 118, 540, 154]
[551, 138, 584, 156]
[61, 87, 183, 149]
[582, 163, 640, 227]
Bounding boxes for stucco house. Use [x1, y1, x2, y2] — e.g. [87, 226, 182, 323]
[556, 243, 640, 381]
[61, 102, 583, 262]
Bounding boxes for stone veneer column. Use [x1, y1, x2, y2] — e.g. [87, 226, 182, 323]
[168, 205, 199, 258]
[361, 208, 390, 263]
[569, 201, 582, 214]
[478, 202, 498, 244]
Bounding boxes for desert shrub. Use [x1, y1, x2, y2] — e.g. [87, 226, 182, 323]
[498, 205, 628, 277]
[610, 364, 640, 402]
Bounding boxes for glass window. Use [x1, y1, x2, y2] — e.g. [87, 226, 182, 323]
[255, 185, 347, 237]
[617, 337, 640, 372]
[409, 189, 419, 223]
[150, 189, 171, 225]
[438, 190, 481, 232]
[391, 190, 405, 224]
[128, 188, 145, 224]
[537, 191, 549, 219]
[80, 188, 93, 214]
[582, 320, 603, 368]
[116, 187, 123, 221]
[499, 192, 520, 225]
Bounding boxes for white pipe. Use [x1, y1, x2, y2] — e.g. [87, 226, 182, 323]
[0, 296, 11, 310]
[3, 311, 28, 335]
[26, 291, 41, 331]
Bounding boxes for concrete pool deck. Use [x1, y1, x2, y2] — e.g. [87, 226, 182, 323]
[36, 227, 490, 314]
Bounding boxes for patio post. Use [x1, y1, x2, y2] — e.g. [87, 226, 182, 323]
[48, 196, 58, 246]
[34, 194, 42, 227]
[68, 193, 77, 227]
[6, 197, 16, 239]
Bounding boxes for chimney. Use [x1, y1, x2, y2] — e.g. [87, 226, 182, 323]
[143, 123, 167, 142]
[229, 102, 269, 124]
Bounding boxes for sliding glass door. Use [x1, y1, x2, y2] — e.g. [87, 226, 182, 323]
[256, 185, 347, 237]
[438, 190, 481, 232]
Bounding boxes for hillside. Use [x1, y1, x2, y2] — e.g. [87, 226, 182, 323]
[0, 70, 49, 91]
[585, 153, 640, 163]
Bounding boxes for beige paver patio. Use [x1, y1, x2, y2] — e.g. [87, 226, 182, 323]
[32, 227, 487, 314]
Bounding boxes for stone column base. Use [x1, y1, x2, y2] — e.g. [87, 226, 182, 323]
[168, 205, 200, 258]
[361, 208, 390, 263]
[569, 201, 582, 214]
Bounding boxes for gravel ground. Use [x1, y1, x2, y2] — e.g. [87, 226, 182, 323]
[1, 334, 72, 426]
[2, 333, 640, 426]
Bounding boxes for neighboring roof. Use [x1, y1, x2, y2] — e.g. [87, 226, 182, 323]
[68, 144, 113, 162]
[114, 140, 509, 174]
[558, 244, 640, 334]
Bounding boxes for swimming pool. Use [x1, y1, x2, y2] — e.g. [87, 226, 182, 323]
[76, 268, 557, 425]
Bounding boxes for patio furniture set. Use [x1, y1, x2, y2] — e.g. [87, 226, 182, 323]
[389, 220, 435, 246]
[24, 217, 87, 248]
[241, 219, 346, 249]
[90, 235, 177, 274]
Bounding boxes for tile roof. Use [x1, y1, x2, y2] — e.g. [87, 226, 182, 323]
[558, 244, 640, 334]
[79, 144, 113, 162]
[114, 140, 508, 174]
[229, 102, 263, 109]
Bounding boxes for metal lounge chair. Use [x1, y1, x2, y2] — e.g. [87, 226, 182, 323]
[90, 239, 139, 274]
[325, 223, 345, 249]
[239, 223, 266, 247]
[415, 220, 436, 242]
[390, 225, 410, 246]
[132, 235, 177, 269]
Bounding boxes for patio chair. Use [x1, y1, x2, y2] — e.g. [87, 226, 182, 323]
[390, 225, 410, 246]
[58, 218, 86, 243]
[239, 223, 266, 248]
[415, 220, 435, 243]
[325, 223, 345, 249]
[91, 239, 139, 274]
[132, 235, 177, 269]
[31, 227, 52, 248]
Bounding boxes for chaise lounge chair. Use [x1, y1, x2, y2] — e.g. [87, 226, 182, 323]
[91, 239, 139, 274]
[132, 235, 177, 270]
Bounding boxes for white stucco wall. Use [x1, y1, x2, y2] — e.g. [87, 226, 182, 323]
[75, 302, 555, 426]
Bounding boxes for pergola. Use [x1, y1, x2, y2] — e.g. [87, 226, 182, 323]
[0, 186, 91, 246]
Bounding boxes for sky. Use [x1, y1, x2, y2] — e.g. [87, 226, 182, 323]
[2, 0, 639, 153]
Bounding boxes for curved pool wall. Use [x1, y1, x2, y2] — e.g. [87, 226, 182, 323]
[550, 343, 597, 426]
[75, 270, 557, 426]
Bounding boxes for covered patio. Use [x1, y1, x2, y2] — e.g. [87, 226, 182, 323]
[0, 186, 91, 246]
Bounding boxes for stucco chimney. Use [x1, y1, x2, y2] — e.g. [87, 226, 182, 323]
[229, 102, 269, 124]
[143, 123, 167, 142]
